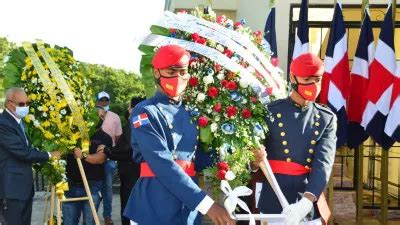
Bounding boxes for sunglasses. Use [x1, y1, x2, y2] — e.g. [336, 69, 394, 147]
[9, 100, 30, 107]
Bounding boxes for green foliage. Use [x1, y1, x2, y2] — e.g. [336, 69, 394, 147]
[0, 37, 17, 104]
[79, 63, 145, 122]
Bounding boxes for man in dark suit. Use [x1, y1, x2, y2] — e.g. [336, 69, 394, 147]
[0, 87, 61, 225]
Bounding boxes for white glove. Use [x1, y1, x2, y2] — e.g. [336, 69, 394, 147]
[282, 197, 313, 225]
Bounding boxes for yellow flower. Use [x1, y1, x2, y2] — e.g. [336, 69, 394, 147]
[29, 94, 37, 101]
[42, 121, 51, 128]
[44, 131, 54, 140]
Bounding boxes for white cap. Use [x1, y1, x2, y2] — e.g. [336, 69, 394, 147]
[97, 91, 110, 100]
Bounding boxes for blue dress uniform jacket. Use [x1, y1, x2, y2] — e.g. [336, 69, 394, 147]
[258, 98, 337, 220]
[123, 92, 206, 225]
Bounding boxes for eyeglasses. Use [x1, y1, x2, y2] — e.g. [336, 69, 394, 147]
[8, 100, 30, 107]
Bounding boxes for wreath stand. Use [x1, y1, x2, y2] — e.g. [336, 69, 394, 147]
[43, 158, 100, 225]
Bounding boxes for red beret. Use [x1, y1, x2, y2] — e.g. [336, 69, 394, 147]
[290, 53, 324, 77]
[152, 45, 190, 69]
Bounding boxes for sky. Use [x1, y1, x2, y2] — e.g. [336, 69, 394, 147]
[0, 0, 165, 74]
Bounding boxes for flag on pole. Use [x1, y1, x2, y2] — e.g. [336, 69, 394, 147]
[292, 0, 309, 59]
[361, 4, 395, 150]
[347, 9, 374, 149]
[264, 4, 279, 66]
[384, 64, 400, 141]
[319, 2, 350, 148]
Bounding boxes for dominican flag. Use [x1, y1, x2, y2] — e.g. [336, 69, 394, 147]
[347, 9, 374, 149]
[292, 0, 309, 59]
[133, 113, 150, 128]
[361, 4, 395, 150]
[319, 2, 350, 148]
[264, 5, 278, 66]
[385, 66, 400, 141]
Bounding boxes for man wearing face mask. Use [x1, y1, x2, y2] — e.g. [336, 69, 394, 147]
[0, 87, 62, 225]
[123, 45, 234, 225]
[251, 53, 337, 225]
[95, 91, 122, 225]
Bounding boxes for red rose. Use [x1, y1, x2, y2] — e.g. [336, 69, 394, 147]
[216, 170, 227, 180]
[179, 9, 187, 13]
[217, 161, 229, 171]
[253, 30, 262, 37]
[234, 22, 242, 27]
[189, 77, 199, 86]
[214, 103, 222, 113]
[214, 64, 222, 72]
[198, 116, 209, 127]
[226, 81, 238, 91]
[191, 33, 200, 41]
[207, 86, 219, 98]
[169, 28, 176, 33]
[250, 97, 258, 103]
[197, 38, 207, 45]
[226, 106, 237, 118]
[271, 57, 279, 67]
[216, 15, 225, 24]
[226, 71, 236, 80]
[221, 79, 229, 88]
[266, 87, 273, 95]
[224, 49, 233, 58]
[242, 109, 252, 119]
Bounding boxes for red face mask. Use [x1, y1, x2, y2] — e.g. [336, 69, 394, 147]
[159, 75, 189, 97]
[292, 77, 320, 101]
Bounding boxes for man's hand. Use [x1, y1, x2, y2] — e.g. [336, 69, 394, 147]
[73, 147, 83, 159]
[50, 151, 62, 159]
[250, 145, 267, 170]
[206, 203, 235, 225]
[282, 197, 313, 225]
[97, 144, 106, 153]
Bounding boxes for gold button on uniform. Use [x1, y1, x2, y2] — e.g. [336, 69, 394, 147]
[277, 113, 282, 118]
[196, 136, 199, 140]
[286, 158, 291, 162]
[284, 149, 289, 154]
[278, 122, 283, 127]
[307, 158, 312, 163]
[282, 141, 288, 146]
[169, 124, 173, 129]
[315, 114, 321, 119]
[315, 122, 320, 126]
[280, 132, 286, 137]
[309, 149, 314, 154]
[315, 131, 319, 135]
[311, 140, 316, 145]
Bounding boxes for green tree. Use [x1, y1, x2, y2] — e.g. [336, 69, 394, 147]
[0, 37, 17, 107]
[79, 63, 145, 121]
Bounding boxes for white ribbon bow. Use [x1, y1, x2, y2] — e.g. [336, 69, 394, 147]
[220, 180, 255, 225]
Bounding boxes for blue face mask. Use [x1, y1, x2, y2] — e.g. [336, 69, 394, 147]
[15, 106, 29, 119]
[103, 105, 110, 112]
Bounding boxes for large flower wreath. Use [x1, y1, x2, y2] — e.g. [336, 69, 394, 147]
[140, 7, 287, 194]
[2, 42, 95, 185]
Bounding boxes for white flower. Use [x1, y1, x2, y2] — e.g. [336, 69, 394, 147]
[239, 78, 250, 88]
[241, 98, 248, 104]
[38, 106, 43, 111]
[214, 116, 221, 122]
[216, 44, 225, 52]
[33, 120, 40, 127]
[31, 78, 38, 84]
[210, 123, 218, 132]
[196, 93, 206, 102]
[59, 160, 67, 166]
[60, 109, 67, 115]
[225, 171, 236, 181]
[207, 108, 212, 114]
[49, 106, 55, 111]
[217, 72, 225, 80]
[28, 114, 35, 121]
[42, 112, 47, 117]
[203, 75, 214, 85]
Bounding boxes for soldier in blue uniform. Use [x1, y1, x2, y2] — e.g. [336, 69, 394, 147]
[251, 53, 337, 225]
[123, 45, 234, 225]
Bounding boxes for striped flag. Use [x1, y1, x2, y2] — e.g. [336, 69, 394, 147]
[347, 9, 374, 149]
[384, 64, 400, 141]
[292, 0, 309, 59]
[319, 2, 350, 148]
[361, 4, 395, 150]
[264, 5, 278, 66]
